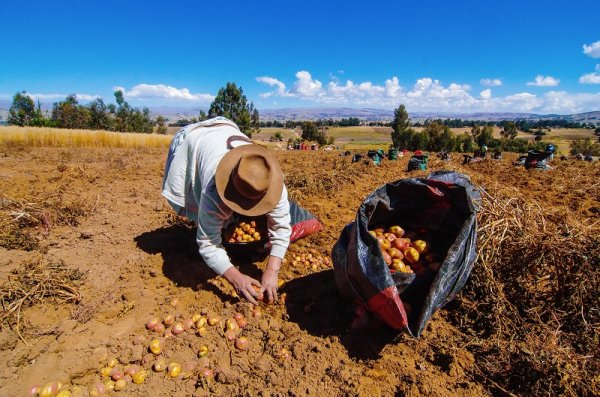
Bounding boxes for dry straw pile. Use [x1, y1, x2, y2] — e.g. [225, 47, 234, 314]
[457, 184, 599, 396]
[0, 194, 91, 251]
[0, 259, 86, 344]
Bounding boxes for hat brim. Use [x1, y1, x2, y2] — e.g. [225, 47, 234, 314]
[215, 143, 283, 216]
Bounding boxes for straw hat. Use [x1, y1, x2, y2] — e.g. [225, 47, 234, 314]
[215, 144, 283, 216]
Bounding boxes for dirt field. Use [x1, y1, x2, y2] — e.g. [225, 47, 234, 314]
[0, 145, 598, 396]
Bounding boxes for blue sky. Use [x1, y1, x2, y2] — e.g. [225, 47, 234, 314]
[1, 0, 599, 114]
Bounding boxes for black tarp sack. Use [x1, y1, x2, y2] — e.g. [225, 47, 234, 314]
[407, 155, 427, 171]
[525, 150, 552, 170]
[367, 149, 385, 165]
[351, 154, 364, 163]
[223, 200, 323, 261]
[332, 171, 481, 337]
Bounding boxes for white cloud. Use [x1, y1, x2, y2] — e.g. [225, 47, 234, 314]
[489, 91, 600, 114]
[25, 93, 99, 101]
[114, 84, 214, 102]
[540, 91, 577, 113]
[480, 78, 502, 86]
[384, 77, 401, 98]
[527, 75, 560, 87]
[292, 71, 323, 97]
[258, 72, 478, 109]
[579, 72, 600, 84]
[502, 92, 542, 111]
[579, 64, 600, 84]
[256, 76, 290, 98]
[583, 40, 600, 58]
[257, 71, 600, 113]
[480, 89, 492, 99]
[539, 91, 600, 114]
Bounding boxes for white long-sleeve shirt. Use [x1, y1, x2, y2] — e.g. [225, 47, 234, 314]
[162, 117, 291, 275]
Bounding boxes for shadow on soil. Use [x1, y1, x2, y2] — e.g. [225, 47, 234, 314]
[134, 224, 264, 302]
[283, 270, 399, 360]
[135, 225, 399, 359]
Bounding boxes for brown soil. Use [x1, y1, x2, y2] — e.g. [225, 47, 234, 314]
[0, 147, 598, 396]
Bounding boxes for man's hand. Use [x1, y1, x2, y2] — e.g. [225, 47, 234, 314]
[223, 267, 261, 305]
[261, 267, 278, 303]
[261, 256, 282, 303]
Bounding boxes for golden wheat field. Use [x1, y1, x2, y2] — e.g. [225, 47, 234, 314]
[0, 127, 598, 396]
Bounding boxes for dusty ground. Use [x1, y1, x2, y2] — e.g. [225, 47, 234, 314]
[0, 146, 598, 396]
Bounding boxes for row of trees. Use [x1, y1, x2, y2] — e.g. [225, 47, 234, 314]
[414, 118, 597, 130]
[7, 82, 260, 137]
[263, 116, 599, 133]
[8, 91, 158, 133]
[391, 104, 549, 153]
[260, 117, 361, 129]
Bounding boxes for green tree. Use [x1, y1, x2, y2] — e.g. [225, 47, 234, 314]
[52, 94, 91, 129]
[251, 106, 260, 135]
[156, 115, 168, 134]
[301, 121, 319, 141]
[274, 131, 283, 141]
[111, 90, 153, 133]
[391, 104, 414, 149]
[438, 127, 456, 152]
[113, 90, 130, 132]
[198, 110, 207, 121]
[470, 125, 482, 140]
[88, 98, 112, 130]
[208, 82, 257, 137]
[300, 122, 329, 145]
[477, 125, 494, 147]
[8, 91, 36, 126]
[410, 131, 430, 151]
[422, 121, 445, 151]
[500, 121, 518, 139]
[570, 138, 600, 156]
[461, 133, 474, 152]
[128, 107, 154, 133]
[314, 129, 328, 145]
[31, 100, 47, 127]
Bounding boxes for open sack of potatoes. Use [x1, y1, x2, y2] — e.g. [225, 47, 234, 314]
[332, 171, 481, 337]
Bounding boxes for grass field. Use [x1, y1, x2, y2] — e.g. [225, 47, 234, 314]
[2, 125, 596, 154]
[254, 127, 299, 142]
[260, 125, 598, 153]
[0, 126, 172, 148]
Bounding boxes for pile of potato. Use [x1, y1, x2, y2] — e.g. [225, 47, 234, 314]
[225, 220, 264, 243]
[369, 225, 442, 275]
[289, 249, 331, 270]
[28, 301, 259, 396]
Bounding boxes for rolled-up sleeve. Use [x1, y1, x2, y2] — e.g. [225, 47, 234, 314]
[267, 186, 292, 259]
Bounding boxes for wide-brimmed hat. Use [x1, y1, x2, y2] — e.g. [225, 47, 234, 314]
[215, 144, 283, 216]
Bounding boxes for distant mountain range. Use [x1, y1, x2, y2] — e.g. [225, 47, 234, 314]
[258, 108, 600, 123]
[113, 106, 600, 124]
[1, 100, 598, 124]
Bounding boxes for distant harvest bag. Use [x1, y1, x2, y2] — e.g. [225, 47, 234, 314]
[332, 171, 481, 337]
